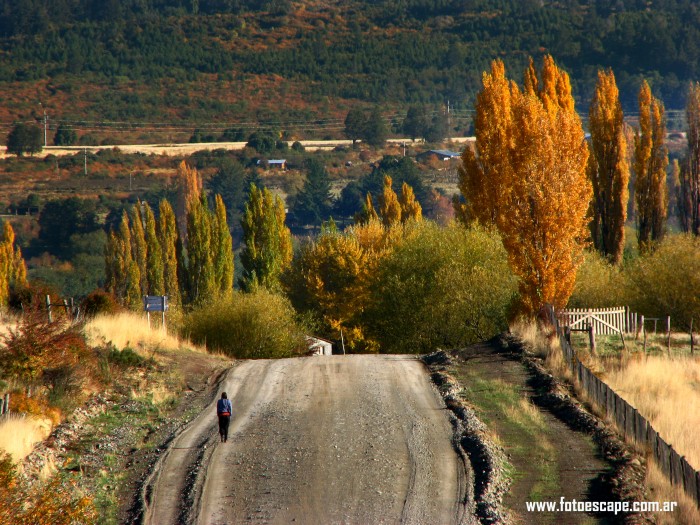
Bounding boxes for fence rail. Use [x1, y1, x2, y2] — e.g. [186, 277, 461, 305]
[559, 307, 633, 335]
[546, 305, 700, 508]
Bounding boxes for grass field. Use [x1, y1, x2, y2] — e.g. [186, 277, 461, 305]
[519, 323, 700, 524]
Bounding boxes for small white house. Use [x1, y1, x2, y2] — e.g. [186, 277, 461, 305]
[306, 336, 333, 356]
[416, 149, 462, 162]
[256, 159, 287, 170]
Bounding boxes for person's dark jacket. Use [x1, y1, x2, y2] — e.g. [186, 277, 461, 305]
[217, 398, 232, 416]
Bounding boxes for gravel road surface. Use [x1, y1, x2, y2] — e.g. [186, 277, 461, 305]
[144, 355, 472, 525]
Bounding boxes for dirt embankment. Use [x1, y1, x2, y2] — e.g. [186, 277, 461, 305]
[143, 355, 475, 525]
[430, 336, 648, 525]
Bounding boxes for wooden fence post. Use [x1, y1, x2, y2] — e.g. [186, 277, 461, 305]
[666, 316, 671, 356]
[643, 324, 648, 355]
[589, 324, 597, 355]
[46, 294, 52, 323]
[691, 319, 695, 355]
[1, 393, 9, 415]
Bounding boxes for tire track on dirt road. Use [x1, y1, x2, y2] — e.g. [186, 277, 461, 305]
[144, 355, 474, 525]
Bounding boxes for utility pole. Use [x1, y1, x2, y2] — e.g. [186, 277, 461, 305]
[446, 100, 452, 141]
[39, 103, 48, 147]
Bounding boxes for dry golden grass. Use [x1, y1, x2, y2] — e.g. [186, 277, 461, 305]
[510, 319, 549, 358]
[604, 356, 700, 471]
[645, 461, 700, 525]
[0, 310, 18, 340]
[0, 413, 52, 462]
[510, 320, 573, 381]
[84, 312, 202, 356]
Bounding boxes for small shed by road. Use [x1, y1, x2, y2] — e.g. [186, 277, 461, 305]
[257, 159, 287, 170]
[306, 336, 333, 356]
[416, 149, 461, 162]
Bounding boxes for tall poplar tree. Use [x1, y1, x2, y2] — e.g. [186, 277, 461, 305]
[104, 230, 120, 298]
[186, 194, 216, 305]
[143, 202, 164, 296]
[0, 222, 27, 306]
[212, 194, 234, 298]
[634, 80, 669, 252]
[175, 161, 201, 240]
[458, 56, 591, 313]
[399, 182, 422, 222]
[678, 82, 700, 235]
[588, 69, 630, 264]
[354, 193, 379, 225]
[379, 176, 401, 227]
[114, 211, 141, 308]
[240, 184, 292, 291]
[130, 203, 148, 295]
[158, 199, 181, 307]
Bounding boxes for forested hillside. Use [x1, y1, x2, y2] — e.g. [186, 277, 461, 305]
[1, 0, 699, 137]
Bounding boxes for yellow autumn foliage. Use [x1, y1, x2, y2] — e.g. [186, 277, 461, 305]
[458, 56, 591, 314]
[0, 222, 27, 307]
[634, 80, 668, 252]
[588, 69, 629, 264]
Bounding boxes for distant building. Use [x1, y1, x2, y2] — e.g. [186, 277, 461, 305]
[306, 336, 333, 356]
[257, 159, 287, 170]
[416, 149, 462, 162]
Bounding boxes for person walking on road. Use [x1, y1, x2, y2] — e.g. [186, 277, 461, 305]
[217, 392, 232, 443]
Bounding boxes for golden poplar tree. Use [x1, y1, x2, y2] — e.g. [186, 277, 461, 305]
[379, 176, 401, 228]
[634, 80, 669, 252]
[0, 222, 27, 306]
[458, 59, 516, 225]
[275, 192, 293, 270]
[143, 202, 165, 296]
[175, 161, 201, 239]
[354, 193, 379, 225]
[130, 203, 148, 295]
[399, 182, 422, 222]
[104, 230, 119, 298]
[458, 56, 591, 313]
[158, 199, 181, 307]
[212, 194, 234, 298]
[113, 211, 141, 308]
[678, 82, 700, 235]
[588, 69, 630, 264]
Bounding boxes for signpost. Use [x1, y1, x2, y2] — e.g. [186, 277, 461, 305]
[143, 295, 168, 329]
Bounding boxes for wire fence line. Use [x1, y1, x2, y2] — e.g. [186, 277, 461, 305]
[545, 304, 700, 508]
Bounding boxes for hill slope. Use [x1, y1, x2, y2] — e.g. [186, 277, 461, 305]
[0, 0, 698, 142]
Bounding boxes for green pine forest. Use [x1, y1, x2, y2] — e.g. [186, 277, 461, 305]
[1, 0, 700, 132]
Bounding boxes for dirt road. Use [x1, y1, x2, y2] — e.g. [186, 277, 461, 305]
[143, 355, 473, 525]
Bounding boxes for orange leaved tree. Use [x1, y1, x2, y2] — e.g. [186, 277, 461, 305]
[457, 56, 591, 314]
[588, 68, 630, 264]
[634, 80, 669, 252]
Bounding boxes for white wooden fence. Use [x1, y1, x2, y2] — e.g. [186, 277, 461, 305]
[558, 307, 635, 336]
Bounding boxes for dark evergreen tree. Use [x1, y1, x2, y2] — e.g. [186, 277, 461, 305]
[53, 123, 77, 146]
[6, 123, 42, 157]
[291, 158, 333, 226]
[206, 158, 247, 238]
[363, 107, 388, 147]
[36, 197, 99, 258]
[425, 112, 449, 143]
[344, 107, 366, 146]
[246, 131, 277, 154]
[403, 106, 429, 142]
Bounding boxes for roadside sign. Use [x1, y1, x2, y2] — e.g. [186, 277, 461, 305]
[144, 295, 169, 312]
